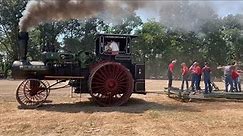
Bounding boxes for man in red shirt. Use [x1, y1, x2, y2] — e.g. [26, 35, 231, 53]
[181, 63, 189, 90]
[202, 62, 212, 93]
[232, 65, 241, 92]
[167, 59, 177, 88]
[195, 62, 202, 91]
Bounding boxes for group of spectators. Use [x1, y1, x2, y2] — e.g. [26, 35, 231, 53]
[217, 63, 242, 92]
[167, 59, 242, 94]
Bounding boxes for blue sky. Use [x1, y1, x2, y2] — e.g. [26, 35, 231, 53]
[211, 1, 243, 16]
[136, 1, 243, 22]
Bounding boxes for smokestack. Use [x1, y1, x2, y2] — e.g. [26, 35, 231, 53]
[18, 32, 29, 61]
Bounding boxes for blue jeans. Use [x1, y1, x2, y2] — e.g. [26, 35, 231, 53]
[195, 74, 201, 90]
[168, 71, 173, 88]
[181, 75, 189, 90]
[204, 78, 212, 93]
[233, 77, 241, 92]
[191, 74, 197, 91]
[225, 75, 233, 92]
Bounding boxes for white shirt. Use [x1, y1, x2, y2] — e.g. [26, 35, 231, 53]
[224, 65, 232, 75]
[110, 42, 119, 51]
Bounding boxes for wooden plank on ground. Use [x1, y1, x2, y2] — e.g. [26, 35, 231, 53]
[164, 88, 243, 100]
[204, 91, 243, 99]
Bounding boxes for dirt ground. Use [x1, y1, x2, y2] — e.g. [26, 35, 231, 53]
[0, 79, 243, 136]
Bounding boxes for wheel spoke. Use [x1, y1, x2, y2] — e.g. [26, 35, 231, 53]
[90, 62, 133, 106]
[16, 79, 49, 108]
[99, 67, 109, 79]
[114, 67, 123, 80]
[95, 71, 106, 81]
[104, 65, 112, 78]
[93, 77, 106, 83]
[92, 85, 105, 89]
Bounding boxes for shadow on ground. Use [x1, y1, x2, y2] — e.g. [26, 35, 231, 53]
[30, 98, 201, 113]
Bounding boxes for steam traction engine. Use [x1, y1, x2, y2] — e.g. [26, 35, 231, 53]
[12, 32, 145, 108]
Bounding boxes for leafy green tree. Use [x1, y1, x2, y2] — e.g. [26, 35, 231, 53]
[200, 19, 227, 65]
[108, 13, 143, 34]
[221, 14, 243, 63]
[0, 0, 28, 77]
[134, 20, 168, 78]
[0, 0, 28, 60]
[62, 18, 109, 53]
[27, 22, 65, 60]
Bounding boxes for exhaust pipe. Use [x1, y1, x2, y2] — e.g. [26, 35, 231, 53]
[18, 32, 29, 61]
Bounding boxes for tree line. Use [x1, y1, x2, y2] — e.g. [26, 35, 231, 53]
[0, 0, 243, 78]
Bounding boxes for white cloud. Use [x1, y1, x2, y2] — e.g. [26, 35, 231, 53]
[137, 1, 243, 21]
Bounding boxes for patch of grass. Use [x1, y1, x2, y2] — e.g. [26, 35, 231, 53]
[16, 123, 31, 133]
[148, 110, 161, 119]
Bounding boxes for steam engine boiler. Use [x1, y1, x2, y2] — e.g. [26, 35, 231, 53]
[12, 32, 145, 108]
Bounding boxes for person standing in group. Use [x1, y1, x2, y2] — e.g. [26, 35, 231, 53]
[232, 63, 242, 92]
[189, 62, 197, 92]
[232, 66, 240, 92]
[195, 62, 202, 91]
[217, 64, 234, 92]
[202, 62, 212, 94]
[167, 59, 177, 88]
[181, 63, 189, 90]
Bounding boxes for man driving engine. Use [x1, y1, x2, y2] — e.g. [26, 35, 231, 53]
[105, 40, 119, 52]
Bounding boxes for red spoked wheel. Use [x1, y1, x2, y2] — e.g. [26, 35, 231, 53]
[89, 62, 134, 106]
[16, 79, 49, 108]
[42, 80, 50, 96]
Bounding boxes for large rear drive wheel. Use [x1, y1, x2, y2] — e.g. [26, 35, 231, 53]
[89, 62, 134, 106]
